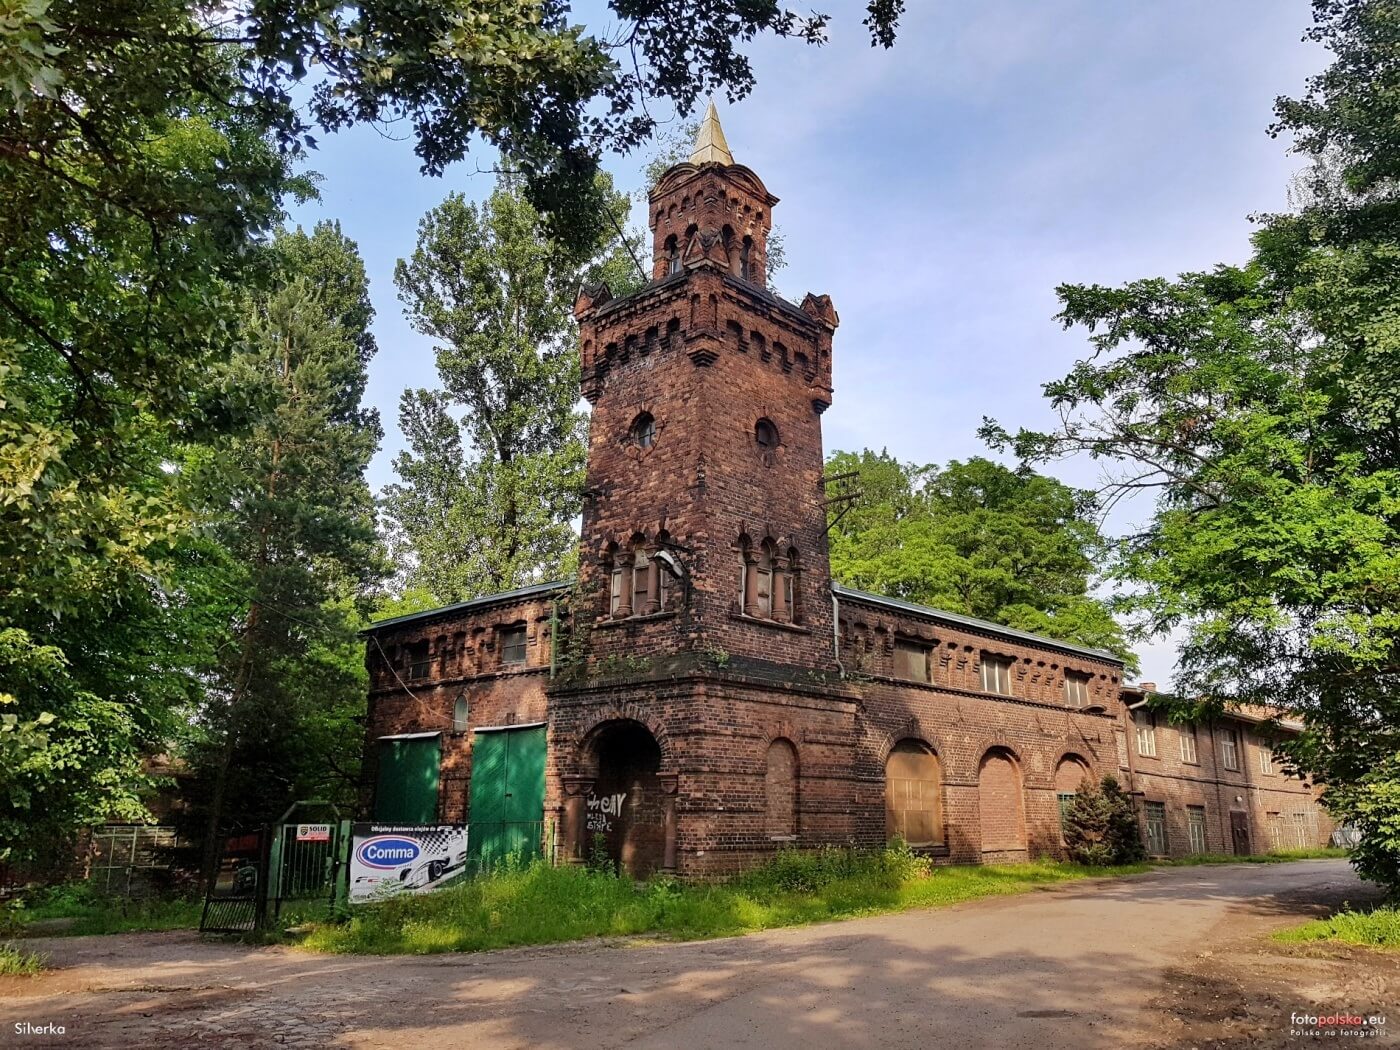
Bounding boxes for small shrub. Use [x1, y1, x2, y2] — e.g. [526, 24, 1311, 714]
[0, 943, 45, 976]
[1063, 775, 1146, 865]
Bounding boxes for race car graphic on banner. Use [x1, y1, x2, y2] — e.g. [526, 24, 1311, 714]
[349, 824, 469, 903]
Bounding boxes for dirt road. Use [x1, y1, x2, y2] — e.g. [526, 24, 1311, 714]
[2, 860, 1392, 1049]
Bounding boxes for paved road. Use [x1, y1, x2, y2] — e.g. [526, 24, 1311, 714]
[0, 860, 1377, 1049]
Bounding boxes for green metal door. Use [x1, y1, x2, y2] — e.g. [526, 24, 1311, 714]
[467, 725, 546, 869]
[374, 735, 441, 823]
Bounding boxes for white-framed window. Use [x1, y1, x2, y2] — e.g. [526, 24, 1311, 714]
[1258, 745, 1274, 775]
[1144, 801, 1167, 855]
[1187, 805, 1207, 854]
[632, 558, 650, 614]
[1180, 725, 1199, 765]
[894, 640, 931, 683]
[1134, 710, 1157, 758]
[980, 653, 1014, 696]
[1220, 728, 1240, 771]
[452, 694, 470, 733]
[1063, 673, 1090, 709]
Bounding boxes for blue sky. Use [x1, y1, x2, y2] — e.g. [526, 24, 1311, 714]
[287, 0, 1325, 684]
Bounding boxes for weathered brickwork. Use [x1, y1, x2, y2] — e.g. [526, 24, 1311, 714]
[1120, 686, 1333, 858]
[360, 114, 1333, 877]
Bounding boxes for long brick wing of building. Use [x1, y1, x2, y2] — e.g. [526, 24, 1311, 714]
[362, 107, 1331, 877]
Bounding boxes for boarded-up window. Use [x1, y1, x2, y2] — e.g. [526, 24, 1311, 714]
[764, 739, 798, 838]
[894, 640, 931, 683]
[978, 748, 1026, 852]
[980, 653, 1014, 695]
[885, 741, 943, 847]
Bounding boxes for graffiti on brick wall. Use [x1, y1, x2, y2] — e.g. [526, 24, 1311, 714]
[586, 791, 627, 833]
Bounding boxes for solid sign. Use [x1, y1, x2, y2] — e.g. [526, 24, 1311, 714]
[348, 823, 468, 903]
[296, 824, 331, 842]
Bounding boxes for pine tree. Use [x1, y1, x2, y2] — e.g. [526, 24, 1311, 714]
[187, 225, 382, 876]
[1063, 775, 1145, 866]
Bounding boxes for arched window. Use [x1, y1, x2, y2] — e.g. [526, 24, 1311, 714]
[1054, 755, 1091, 840]
[453, 693, 470, 733]
[753, 542, 774, 617]
[664, 235, 680, 275]
[885, 740, 944, 847]
[629, 412, 656, 449]
[740, 236, 753, 281]
[631, 538, 652, 616]
[755, 418, 779, 450]
[765, 739, 798, 838]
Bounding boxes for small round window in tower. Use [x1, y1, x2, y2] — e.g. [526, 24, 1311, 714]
[755, 418, 779, 451]
[630, 412, 657, 449]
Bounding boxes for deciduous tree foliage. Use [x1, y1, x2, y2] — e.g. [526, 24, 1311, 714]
[984, 0, 1400, 890]
[0, 24, 295, 859]
[826, 451, 1133, 666]
[3, 0, 904, 255]
[383, 176, 633, 602]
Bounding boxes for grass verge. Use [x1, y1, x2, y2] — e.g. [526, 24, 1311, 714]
[0, 942, 46, 975]
[6, 882, 203, 937]
[1276, 905, 1400, 950]
[300, 847, 1151, 955]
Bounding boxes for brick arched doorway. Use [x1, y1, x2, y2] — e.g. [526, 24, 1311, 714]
[572, 720, 672, 878]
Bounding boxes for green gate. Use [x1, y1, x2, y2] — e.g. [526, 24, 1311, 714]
[467, 724, 546, 871]
[374, 732, 441, 823]
[266, 803, 346, 921]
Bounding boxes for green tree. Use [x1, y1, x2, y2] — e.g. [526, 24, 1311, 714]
[1062, 775, 1145, 866]
[186, 224, 381, 874]
[826, 450, 1133, 664]
[0, 24, 296, 858]
[383, 177, 630, 603]
[4, 0, 905, 257]
[984, 0, 1400, 889]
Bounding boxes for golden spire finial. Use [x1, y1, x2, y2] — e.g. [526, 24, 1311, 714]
[689, 100, 734, 165]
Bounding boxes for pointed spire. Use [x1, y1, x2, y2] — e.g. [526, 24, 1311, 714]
[689, 100, 734, 166]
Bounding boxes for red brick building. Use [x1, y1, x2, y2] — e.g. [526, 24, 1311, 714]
[361, 108, 1330, 876]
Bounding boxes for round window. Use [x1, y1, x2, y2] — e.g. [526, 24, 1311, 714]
[755, 418, 779, 450]
[630, 412, 657, 449]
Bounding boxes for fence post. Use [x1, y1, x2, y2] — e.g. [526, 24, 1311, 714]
[334, 820, 351, 908]
[264, 825, 282, 924]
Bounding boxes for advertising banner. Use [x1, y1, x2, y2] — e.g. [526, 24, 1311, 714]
[348, 823, 469, 903]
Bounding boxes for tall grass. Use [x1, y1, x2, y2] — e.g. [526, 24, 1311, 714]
[1277, 906, 1400, 949]
[0, 942, 45, 975]
[6, 882, 203, 936]
[300, 847, 1149, 956]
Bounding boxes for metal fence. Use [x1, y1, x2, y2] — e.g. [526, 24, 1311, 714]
[89, 825, 183, 898]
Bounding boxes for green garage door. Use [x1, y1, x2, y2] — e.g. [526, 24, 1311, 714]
[467, 724, 546, 869]
[374, 733, 441, 823]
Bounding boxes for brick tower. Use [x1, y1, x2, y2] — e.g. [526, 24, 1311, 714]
[550, 106, 853, 876]
[570, 103, 841, 671]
